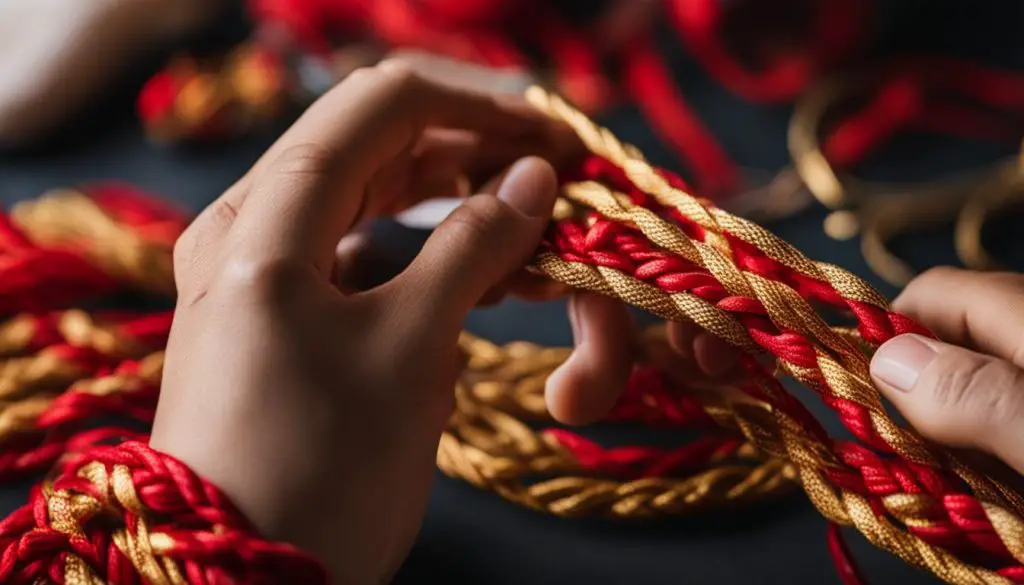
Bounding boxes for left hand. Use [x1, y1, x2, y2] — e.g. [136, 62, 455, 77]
[150, 56, 577, 584]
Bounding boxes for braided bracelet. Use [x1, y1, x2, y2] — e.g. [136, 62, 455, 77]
[2, 88, 1024, 584]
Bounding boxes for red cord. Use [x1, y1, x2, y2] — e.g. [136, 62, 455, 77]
[828, 522, 869, 585]
[0, 441, 329, 584]
[821, 62, 1024, 169]
[621, 36, 740, 198]
[668, 0, 869, 103]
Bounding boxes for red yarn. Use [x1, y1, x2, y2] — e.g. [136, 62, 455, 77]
[828, 522, 869, 585]
[603, 366, 722, 428]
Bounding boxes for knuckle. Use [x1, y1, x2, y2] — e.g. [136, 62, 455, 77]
[211, 255, 313, 308]
[344, 65, 378, 85]
[930, 356, 1022, 421]
[916, 265, 964, 282]
[270, 143, 335, 180]
[903, 266, 963, 297]
[172, 228, 196, 271]
[348, 60, 420, 94]
[929, 356, 985, 410]
[895, 266, 984, 313]
[375, 58, 419, 86]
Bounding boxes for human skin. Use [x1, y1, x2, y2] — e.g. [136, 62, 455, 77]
[149, 55, 584, 584]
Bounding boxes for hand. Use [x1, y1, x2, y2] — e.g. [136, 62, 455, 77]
[149, 57, 576, 584]
[870, 267, 1024, 474]
[540, 291, 742, 424]
[558, 266, 1024, 476]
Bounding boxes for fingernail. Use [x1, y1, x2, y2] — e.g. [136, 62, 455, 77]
[871, 334, 937, 392]
[497, 157, 554, 218]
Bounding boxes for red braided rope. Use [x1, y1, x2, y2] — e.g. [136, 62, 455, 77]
[540, 153, 1024, 576]
[0, 441, 328, 584]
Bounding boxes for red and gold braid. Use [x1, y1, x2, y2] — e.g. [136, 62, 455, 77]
[524, 86, 1024, 583]
[442, 330, 799, 518]
[0, 441, 327, 584]
[1, 88, 1024, 583]
[0, 189, 800, 582]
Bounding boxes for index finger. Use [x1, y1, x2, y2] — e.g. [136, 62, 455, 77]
[224, 62, 554, 276]
[893, 266, 1024, 368]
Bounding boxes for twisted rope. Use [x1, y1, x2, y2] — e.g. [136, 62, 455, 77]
[525, 87, 1024, 583]
[0, 88, 1021, 583]
[0, 441, 327, 584]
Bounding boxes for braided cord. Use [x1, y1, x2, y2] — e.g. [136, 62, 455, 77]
[0, 441, 327, 584]
[0, 89, 1022, 583]
[524, 86, 1024, 583]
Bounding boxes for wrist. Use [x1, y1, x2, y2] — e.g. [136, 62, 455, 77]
[148, 411, 397, 585]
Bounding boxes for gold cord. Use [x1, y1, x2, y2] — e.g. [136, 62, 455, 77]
[787, 74, 1022, 287]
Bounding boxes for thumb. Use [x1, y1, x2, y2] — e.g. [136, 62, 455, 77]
[395, 156, 557, 327]
[871, 333, 1024, 473]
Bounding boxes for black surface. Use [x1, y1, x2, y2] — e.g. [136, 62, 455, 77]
[2, 4, 1023, 583]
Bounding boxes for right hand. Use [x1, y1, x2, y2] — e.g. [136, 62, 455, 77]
[553, 267, 1024, 476]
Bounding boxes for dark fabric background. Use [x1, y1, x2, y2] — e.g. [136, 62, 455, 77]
[1, 2, 1022, 583]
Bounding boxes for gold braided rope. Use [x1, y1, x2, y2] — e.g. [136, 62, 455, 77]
[442, 330, 800, 518]
[48, 460, 188, 585]
[11, 189, 177, 295]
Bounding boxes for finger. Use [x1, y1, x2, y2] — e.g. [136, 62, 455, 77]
[667, 320, 700, 358]
[382, 51, 583, 185]
[377, 130, 477, 215]
[545, 292, 636, 425]
[893, 267, 1024, 368]
[391, 157, 557, 329]
[692, 331, 742, 378]
[667, 320, 741, 377]
[871, 333, 1024, 474]
[172, 179, 249, 302]
[505, 271, 570, 303]
[385, 49, 533, 95]
[225, 63, 552, 275]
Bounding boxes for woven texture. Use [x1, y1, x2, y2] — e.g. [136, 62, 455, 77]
[0, 87, 1020, 584]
